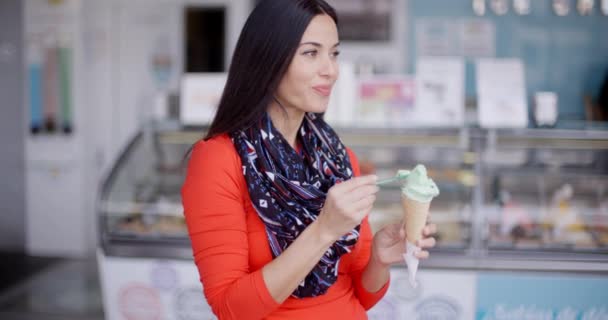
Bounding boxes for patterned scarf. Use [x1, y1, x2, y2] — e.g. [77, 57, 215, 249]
[231, 112, 358, 298]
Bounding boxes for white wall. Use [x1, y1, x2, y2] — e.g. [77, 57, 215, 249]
[24, 0, 89, 257]
[22, 0, 251, 257]
[107, 0, 250, 167]
[0, 0, 26, 252]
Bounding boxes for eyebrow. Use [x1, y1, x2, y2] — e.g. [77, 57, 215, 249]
[299, 41, 340, 48]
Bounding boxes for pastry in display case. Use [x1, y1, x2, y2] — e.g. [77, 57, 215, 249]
[481, 129, 608, 256]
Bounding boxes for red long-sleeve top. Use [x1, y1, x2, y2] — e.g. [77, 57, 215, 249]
[181, 134, 389, 320]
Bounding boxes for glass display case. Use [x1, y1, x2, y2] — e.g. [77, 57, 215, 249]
[98, 122, 608, 272]
[478, 129, 608, 262]
[335, 127, 474, 253]
[98, 124, 196, 258]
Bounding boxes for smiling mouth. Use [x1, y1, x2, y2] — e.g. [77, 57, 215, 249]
[313, 86, 332, 97]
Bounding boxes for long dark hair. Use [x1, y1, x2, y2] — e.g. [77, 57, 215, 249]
[204, 0, 338, 140]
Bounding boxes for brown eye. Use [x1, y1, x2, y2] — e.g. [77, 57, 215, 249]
[303, 50, 318, 57]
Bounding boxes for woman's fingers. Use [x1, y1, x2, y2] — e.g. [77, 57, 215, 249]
[335, 175, 377, 193]
[422, 223, 437, 236]
[346, 184, 379, 203]
[346, 184, 378, 214]
[417, 237, 436, 249]
[414, 250, 430, 259]
[348, 198, 375, 220]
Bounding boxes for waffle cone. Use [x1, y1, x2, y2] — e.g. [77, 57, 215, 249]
[402, 195, 431, 243]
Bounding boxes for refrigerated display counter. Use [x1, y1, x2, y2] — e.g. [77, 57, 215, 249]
[97, 122, 608, 320]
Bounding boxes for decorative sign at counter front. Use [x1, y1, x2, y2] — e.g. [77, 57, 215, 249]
[173, 288, 216, 320]
[98, 252, 215, 320]
[476, 273, 608, 320]
[151, 262, 179, 291]
[366, 296, 399, 319]
[118, 284, 162, 320]
[180, 73, 227, 126]
[367, 269, 476, 319]
[476, 58, 528, 128]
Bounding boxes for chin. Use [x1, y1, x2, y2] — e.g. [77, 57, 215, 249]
[305, 99, 330, 114]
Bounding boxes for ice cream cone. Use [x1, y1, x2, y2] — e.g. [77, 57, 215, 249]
[402, 195, 431, 243]
[397, 164, 439, 288]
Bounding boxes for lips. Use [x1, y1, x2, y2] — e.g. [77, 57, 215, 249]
[313, 85, 332, 97]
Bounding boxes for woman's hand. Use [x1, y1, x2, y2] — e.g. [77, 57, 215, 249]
[371, 222, 438, 267]
[316, 175, 379, 241]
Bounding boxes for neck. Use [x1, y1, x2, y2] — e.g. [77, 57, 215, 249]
[267, 99, 306, 149]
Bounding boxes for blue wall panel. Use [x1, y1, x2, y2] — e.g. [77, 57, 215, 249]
[408, 0, 608, 122]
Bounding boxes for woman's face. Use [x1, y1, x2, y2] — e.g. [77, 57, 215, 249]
[274, 14, 340, 115]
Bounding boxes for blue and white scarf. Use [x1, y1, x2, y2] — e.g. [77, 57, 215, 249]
[231, 112, 358, 298]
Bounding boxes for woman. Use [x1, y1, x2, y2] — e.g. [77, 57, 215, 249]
[182, 1, 437, 319]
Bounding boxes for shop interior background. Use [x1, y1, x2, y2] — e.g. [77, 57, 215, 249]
[0, 0, 607, 319]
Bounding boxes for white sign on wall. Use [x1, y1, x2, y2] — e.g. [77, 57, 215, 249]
[180, 73, 227, 126]
[416, 19, 495, 58]
[356, 75, 416, 127]
[415, 57, 465, 126]
[476, 58, 528, 128]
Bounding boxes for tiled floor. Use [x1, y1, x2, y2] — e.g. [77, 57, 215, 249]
[0, 254, 104, 320]
[0, 253, 61, 291]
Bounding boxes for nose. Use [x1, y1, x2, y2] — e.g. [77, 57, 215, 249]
[319, 55, 338, 79]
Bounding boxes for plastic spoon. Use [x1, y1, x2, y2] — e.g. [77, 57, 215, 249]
[376, 170, 411, 186]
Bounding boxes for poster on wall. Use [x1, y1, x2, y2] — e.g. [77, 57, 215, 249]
[415, 57, 465, 127]
[97, 252, 216, 320]
[416, 19, 459, 57]
[368, 268, 477, 319]
[476, 273, 608, 319]
[180, 73, 227, 126]
[325, 0, 392, 41]
[25, 0, 78, 135]
[476, 58, 528, 128]
[416, 19, 495, 58]
[357, 75, 416, 127]
[460, 19, 496, 58]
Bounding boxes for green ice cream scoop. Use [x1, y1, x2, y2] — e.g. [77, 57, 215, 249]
[401, 164, 439, 203]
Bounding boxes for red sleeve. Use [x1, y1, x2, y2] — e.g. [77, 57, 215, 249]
[182, 137, 279, 320]
[346, 148, 390, 310]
